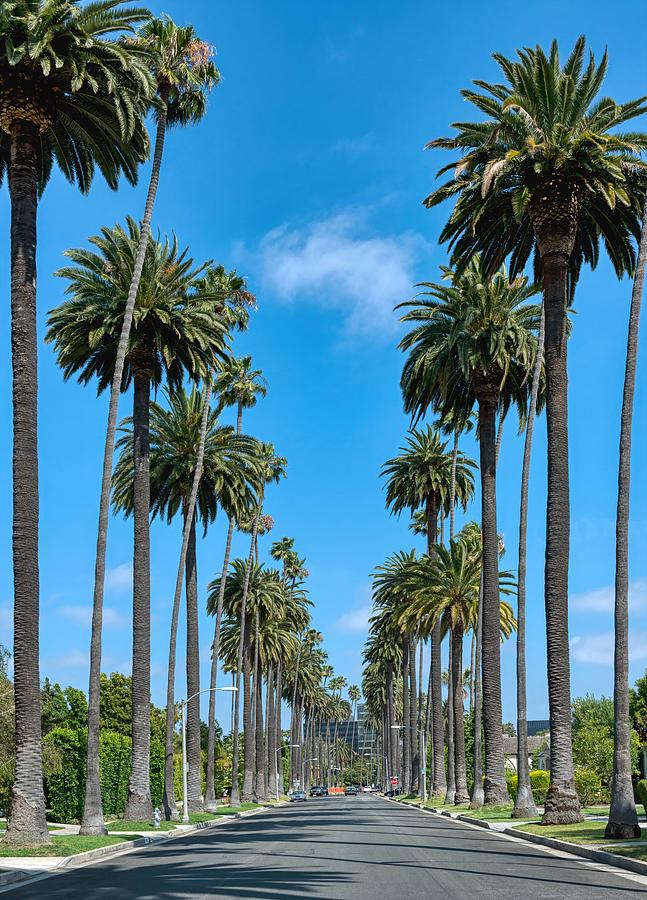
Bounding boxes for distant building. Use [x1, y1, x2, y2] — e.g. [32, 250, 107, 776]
[503, 734, 550, 772]
[527, 720, 550, 737]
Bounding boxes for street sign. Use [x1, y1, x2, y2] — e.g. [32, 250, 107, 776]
[390, 776, 398, 785]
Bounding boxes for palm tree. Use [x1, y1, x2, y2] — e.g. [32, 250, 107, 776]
[399, 258, 538, 805]
[112, 386, 261, 816]
[606, 203, 647, 839]
[47, 222, 227, 821]
[204, 355, 268, 811]
[424, 38, 647, 824]
[80, 15, 218, 835]
[0, 0, 153, 846]
[382, 428, 475, 798]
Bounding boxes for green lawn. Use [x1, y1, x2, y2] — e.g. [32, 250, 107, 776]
[0, 834, 140, 858]
[604, 844, 647, 861]
[513, 821, 630, 845]
[210, 803, 262, 816]
[581, 806, 610, 817]
[106, 819, 177, 832]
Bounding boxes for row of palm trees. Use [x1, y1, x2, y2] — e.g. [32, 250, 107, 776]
[0, 1, 321, 846]
[363, 37, 647, 838]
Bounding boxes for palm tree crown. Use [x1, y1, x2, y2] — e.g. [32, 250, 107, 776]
[424, 37, 647, 284]
[0, 0, 153, 190]
[47, 218, 228, 391]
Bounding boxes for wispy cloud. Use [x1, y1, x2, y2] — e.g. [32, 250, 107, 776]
[570, 630, 647, 665]
[332, 133, 374, 155]
[336, 604, 372, 633]
[244, 210, 426, 339]
[60, 604, 128, 628]
[571, 579, 647, 613]
[44, 649, 89, 670]
[105, 563, 132, 593]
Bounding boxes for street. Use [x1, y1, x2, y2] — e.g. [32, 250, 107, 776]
[6, 795, 647, 899]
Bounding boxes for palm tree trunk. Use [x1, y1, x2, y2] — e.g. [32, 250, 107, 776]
[605, 201, 647, 840]
[513, 309, 544, 819]
[185, 513, 202, 812]
[276, 662, 284, 794]
[450, 429, 459, 539]
[162, 378, 213, 820]
[242, 630, 255, 801]
[254, 613, 266, 800]
[6, 120, 49, 846]
[539, 241, 582, 825]
[470, 571, 485, 808]
[469, 633, 476, 712]
[401, 637, 411, 793]
[409, 633, 419, 793]
[424, 652, 434, 790]
[81, 101, 168, 835]
[452, 624, 469, 804]
[445, 631, 456, 805]
[267, 665, 277, 798]
[477, 394, 508, 805]
[495, 409, 505, 466]
[425, 495, 445, 799]
[125, 365, 153, 821]
[205, 514, 236, 812]
[229, 511, 260, 807]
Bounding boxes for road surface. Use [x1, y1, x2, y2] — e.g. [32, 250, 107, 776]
[5, 794, 647, 898]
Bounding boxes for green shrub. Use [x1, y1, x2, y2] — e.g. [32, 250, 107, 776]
[44, 727, 86, 822]
[574, 767, 605, 805]
[99, 731, 131, 817]
[529, 770, 550, 804]
[150, 739, 164, 809]
[636, 779, 647, 816]
[506, 771, 517, 799]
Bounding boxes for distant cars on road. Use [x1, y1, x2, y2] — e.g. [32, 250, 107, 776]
[344, 785, 360, 796]
[309, 786, 328, 797]
[289, 790, 307, 802]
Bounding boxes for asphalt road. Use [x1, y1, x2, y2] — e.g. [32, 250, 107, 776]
[5, 794, 647, 899]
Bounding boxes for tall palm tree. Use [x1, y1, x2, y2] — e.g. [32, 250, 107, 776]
[606, 203, 647, 839]
[424, 38, 647, 824]
[47, 222, 227, 821]
[399, 259, 538, 805]
[112, 387, 261, 816]
[0, 0, 153, 846]
[80, 16, 218, 835]
[382, 428, 475, 798]
[204, 355, 268, 811]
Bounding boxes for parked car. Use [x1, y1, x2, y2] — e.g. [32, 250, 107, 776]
[290, 790, 307, 802]
[344, 785, 359, 796]
[384, 788, 402, 797]
[310, 786, 326, 797]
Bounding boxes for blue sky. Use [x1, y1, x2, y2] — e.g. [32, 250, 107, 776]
[1, 0, 647, 727]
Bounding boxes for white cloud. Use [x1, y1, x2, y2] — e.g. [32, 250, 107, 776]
[105, 563, 132, 593]
[570, 630, 647, 665]
[59, 604, 128, 628]
[336, 604, 372, 633]
[44, 649, 89, 670]
[571, 579, 647, 613]
[332, 133, 374, 155]
[248, 211, 426, 339]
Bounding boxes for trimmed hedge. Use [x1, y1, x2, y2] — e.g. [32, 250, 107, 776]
[44, 727, 165, 822]
[636, 779, 647, 816]
[505, 769, 550, 805]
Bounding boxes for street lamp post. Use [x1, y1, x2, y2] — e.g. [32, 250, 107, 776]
[180, 686, 237, 824]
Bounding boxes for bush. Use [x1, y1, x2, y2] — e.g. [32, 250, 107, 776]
[636, 779, 647, 816]
[505, 769, 549, 805]
[574, 767, 607, 805]
[44, 727, 166, 822]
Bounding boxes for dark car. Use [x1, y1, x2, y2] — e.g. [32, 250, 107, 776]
[310, 786, 326, 797]
[290, 790, 307, 802]
[344, 785, 359, 796]
[384, 788, 402, 797]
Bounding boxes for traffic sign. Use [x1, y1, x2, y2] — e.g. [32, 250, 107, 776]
[390, 776, 398, 785]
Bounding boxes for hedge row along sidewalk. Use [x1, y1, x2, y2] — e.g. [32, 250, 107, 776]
[0, 802, 287, 892]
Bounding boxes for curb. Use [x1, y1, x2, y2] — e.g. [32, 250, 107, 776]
[380, 796, 647, 881]
[0, 801, 288, 891]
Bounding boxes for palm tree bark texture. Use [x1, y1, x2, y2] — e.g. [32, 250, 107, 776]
[185, 512, 202, 812]
[6, 119, 50, 846]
